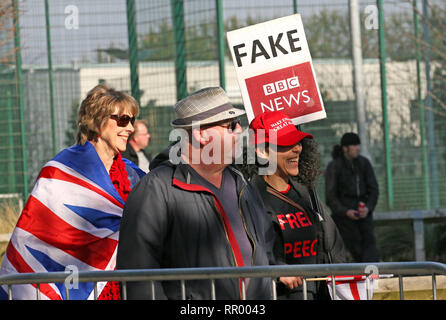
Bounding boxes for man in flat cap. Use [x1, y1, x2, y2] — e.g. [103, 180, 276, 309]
[117, 87, 275, 300]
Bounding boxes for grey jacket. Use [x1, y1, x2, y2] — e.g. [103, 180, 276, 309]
[116, 148, 275, 300]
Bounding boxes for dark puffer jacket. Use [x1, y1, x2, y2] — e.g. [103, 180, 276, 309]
[117, 145, 275, 300]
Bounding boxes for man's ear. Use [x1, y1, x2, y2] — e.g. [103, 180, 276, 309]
[255, 146, 269, 162]
[191, 127, 211, 146]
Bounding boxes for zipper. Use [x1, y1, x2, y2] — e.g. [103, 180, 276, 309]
[230, 167, 257, 268]
[237, 184, 257, 296]
[352, 162, 360, 199]
[238, 184, 256, 266]
[213, 194, 244, 300]
[229, 167, 257, 298]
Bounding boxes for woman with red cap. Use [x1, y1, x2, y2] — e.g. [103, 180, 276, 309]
[248, 110, 345, 300]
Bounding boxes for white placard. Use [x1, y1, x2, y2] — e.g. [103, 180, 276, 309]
[227, 14, 326, 125]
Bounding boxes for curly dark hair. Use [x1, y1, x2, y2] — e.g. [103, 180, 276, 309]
[295, 138, 322, 188]
[238, 138, 322, 188]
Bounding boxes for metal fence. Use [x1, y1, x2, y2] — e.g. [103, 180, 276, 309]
[1, 262, 445, 300]
[0, 1, 445, 259]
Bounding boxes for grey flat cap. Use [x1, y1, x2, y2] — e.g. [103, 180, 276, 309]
[171, 87, 245, 128]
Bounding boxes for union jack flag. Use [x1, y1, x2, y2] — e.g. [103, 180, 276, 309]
[0, 142, 143, 300]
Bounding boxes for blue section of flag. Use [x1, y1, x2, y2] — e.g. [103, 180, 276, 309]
[122, 158, 146, 188]
[65, 204, 121, 232]
[26, 246, 94, 300]
[0, 286, 8, 300]
[26, 245, 66, 299]
[122, 157, 145, 178]
[26, 246, 66, 272]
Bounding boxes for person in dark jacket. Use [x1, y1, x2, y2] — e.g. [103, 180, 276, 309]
[121, 119, 151, 173]
[247, 111, 346, 300]
[325, 132, 379, 262]
[116, 87, 275, 300]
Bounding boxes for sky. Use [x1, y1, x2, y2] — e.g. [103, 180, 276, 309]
[16, 0, 441, 66]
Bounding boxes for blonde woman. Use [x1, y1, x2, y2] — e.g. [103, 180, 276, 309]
[0, 84, 144, 300]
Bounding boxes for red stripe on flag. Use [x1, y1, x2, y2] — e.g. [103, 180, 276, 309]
[331, 275, 366, 285]
[6, 243, 62, 300]
[38, 166, 123, 208]
[349, 282, 361, 300]
[16, 196, 117, 270]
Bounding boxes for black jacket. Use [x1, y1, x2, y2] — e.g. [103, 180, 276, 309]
[117, 145, 275, 300]
[325, 155, 379, 217]
[121, 143, 151, 171]
[251, 175, 346, 266]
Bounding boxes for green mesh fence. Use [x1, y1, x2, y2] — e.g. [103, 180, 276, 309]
[0, 1, 23, 197]
[0, 0, 445, 260]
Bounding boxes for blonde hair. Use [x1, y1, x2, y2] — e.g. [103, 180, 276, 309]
[76, 84, 139, 145]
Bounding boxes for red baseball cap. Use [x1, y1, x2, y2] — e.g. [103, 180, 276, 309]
[249, 111, 313, 146]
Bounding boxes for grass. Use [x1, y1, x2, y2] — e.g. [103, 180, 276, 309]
[0, 199, 21, 264]
[374, 289, 446, 300]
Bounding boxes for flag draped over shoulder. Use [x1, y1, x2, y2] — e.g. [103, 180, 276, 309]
[0, 142, 134, 300]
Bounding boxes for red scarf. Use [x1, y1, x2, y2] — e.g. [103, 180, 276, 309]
[98, 153, 131, 300]
[109, 153, 132, 202]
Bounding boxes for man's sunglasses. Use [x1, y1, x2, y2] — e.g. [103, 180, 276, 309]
[110, 114, 136, 127]
[216, 118, 241, 131]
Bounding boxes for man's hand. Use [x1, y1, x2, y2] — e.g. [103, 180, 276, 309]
[279, 276, 303, 290]
[358, 205, 369, 219]
[346, 209, 360, 220]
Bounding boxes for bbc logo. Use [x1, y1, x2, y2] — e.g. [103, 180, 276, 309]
[263, 76, 300, 96]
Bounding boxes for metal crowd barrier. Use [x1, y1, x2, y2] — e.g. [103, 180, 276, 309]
[1, 262, 446, 300]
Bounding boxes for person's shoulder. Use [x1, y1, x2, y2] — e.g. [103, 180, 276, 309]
[249, 173, 264, 189]
[326, 157, 341, 169]
[290, 179, 310, 194]
[147, 162, 176, 180]
[133, 162, 175, 190]
[358, 154, 373, 166]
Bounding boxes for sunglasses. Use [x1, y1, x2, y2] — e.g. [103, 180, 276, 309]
[217, 118, 241, 131]
[110, 114, 136, 127]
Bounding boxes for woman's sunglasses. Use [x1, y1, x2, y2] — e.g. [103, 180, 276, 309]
[110, 114, 136, 127]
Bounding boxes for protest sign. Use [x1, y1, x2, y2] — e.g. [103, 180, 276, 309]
[227, 14, 326, 125]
